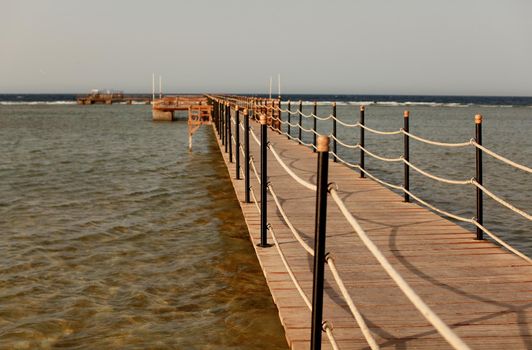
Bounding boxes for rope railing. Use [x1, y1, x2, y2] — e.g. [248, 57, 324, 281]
[471, 140, 532, 173]
[326, 255, 380, 350]
[330, 151, 532, 262]
[269, 186, 315, 255]
[265, 132, 471, 349]
[209, 95, 531, 350]
[269, 143, 317, 191]
[401, 129, 472, 147]
[329, 187, 471, 350]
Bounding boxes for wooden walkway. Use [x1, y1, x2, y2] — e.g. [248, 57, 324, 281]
[213, 120, 532, 349]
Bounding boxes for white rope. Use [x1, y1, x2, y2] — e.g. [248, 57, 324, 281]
[326, 255, 380, 350]
[403, 188, 532, 262]
[278, 127, 316, 148]
[269, 186, 314, 256]
[268, 144, 317, 191]
[471, 220, 532, 263]
[298, 110, 315, 119]
[471, 140, 532, 173]
[360, 145, 403, 162]
[471, 179, 531, 220]
[332, 153, 403, 190]
[330, 154, 531, 262]
[250, 127, 261, 146]
[403, 159, 472, 185]
[250, 156, 261, 184]
[331, 134, 360, 149]
[329, 188, 471, 350]
[333, 117, 359, 128]
[324, 323, 340, 350]
[311, 113, 332, 121]
[249, 186, 261, 213]
[280, 107, 300, 115]
[268, 225, 312, 309]
[359, 124, 402, 135]
[402, 130, 471, 147]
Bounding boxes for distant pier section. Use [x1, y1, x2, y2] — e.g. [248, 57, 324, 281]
[77, 89, 152, 105]
[151, 95, 209, 121]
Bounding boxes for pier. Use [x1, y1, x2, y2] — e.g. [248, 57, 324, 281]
[76, 91, 151, 105]
[206, 95, 532, 349]
[151, 95, 209, 121]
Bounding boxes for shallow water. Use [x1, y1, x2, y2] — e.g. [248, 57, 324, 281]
[0, 103, 530, 349]
[0, 105, 287, 349]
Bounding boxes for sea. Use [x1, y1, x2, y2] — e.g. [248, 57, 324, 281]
[0, 94, 530, 349]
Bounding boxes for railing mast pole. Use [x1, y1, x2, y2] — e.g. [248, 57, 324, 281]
[259, 114, 270, 247]
[222, 101, 226, 147]
[244, 109, 251, 203]
[287, 100, 291, 139]
[298, 100, 303, 145]
[278, 95, 282, 134]
[475, 114, 483, 240]
[310, 135, 330, 350]
[313, 101, 317, 152]
[403, 110, 410, 202]
[225, 103, 229, 154]
[360, 106, 365, 178]
[332, 102, 337, 162]
[235, 106, 240, 179]
[228, 104, 233, 162]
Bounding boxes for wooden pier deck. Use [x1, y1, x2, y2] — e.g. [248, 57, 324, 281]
[213, 113, 532, 349]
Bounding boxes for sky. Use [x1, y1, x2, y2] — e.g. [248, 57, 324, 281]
[1, 0, 531, 95]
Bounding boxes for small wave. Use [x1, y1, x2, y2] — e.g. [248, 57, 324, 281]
[282, 100, 519, 108]
[0, 101, 76, 105]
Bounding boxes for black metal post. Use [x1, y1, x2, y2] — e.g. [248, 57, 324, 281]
[310, 135, 330, 350]
[235, 106, 240, 179]
[313, 101, 317, 152]
[298, 100, 303, 145]
[228, 105, 233, 162]
[278, 95, 282, 134]
[403, 110, 410, 202]
[222, 102, 226, 146]
[225, 104, 229, 153]
[360, 106, 365, 178]
[244, 109, 251, 203]
[475, 114, 483, 240]
[332, 102, 337, 162]
[287, 100, 291, 139]
[259, 114, 270, 247]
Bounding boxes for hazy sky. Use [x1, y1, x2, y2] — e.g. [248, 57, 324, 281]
[2, 0, 531, 95]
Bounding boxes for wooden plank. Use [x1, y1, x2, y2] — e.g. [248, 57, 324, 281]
[211, 120, 532, 350]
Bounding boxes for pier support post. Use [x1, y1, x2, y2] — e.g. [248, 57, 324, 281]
[225, 103, 229, 154]
[228, 105, 233, 162]
[475, 114, 483, 240]
[313, 101, 317, 152]
[310, 135, 330, 350]
[360, 106, 365, 178]
[244, 109, 251, 203]
[403, 111, 410, 202]
[259, 114, 271, 248]
[287, 100, 291, 139]
[213, 100, 218, 136]
[221, 101, 226, 146]
[332, 102, 337, 162]
[298, 100, 303, 145]
[235, 106, 240, 179]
